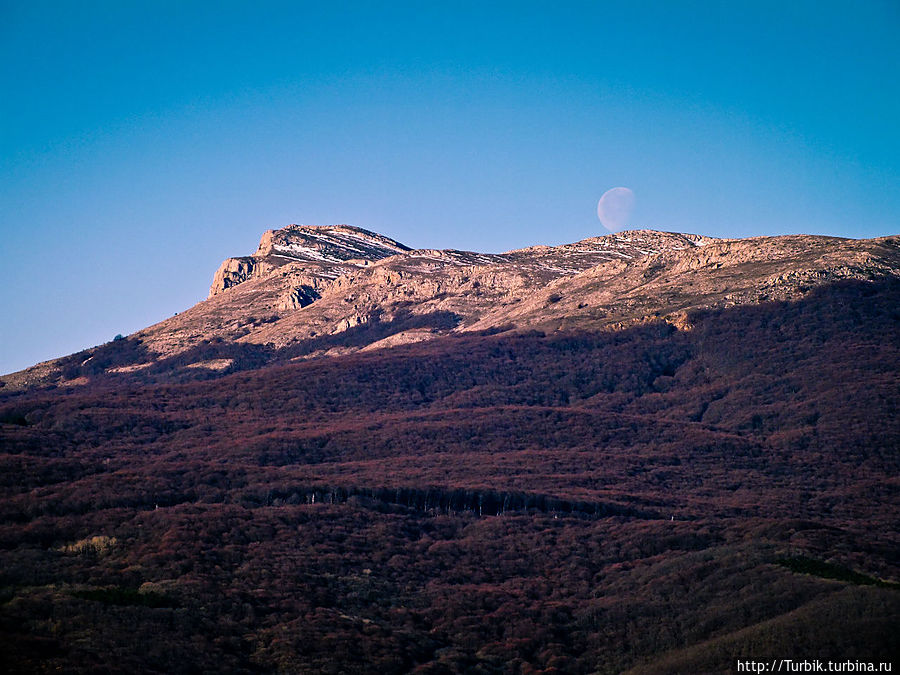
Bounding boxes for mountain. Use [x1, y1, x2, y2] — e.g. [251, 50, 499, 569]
[1, 225, 898, 673]
[2, 224, 896, 389]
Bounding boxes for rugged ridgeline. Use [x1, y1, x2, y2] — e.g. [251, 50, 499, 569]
[2, 224, 898, 389]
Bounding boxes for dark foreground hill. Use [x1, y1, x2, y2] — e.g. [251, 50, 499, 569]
[1, 227, 898, 673]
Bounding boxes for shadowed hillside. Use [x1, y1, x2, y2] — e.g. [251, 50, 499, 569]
[1, 274, 897, 673]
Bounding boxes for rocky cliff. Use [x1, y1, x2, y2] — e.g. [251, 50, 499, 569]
[208, 224, 411, 297]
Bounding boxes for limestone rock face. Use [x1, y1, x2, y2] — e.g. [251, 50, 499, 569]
[208, 224, 411, 298]
[209, 257, 273, 297]
[277, 284, 322, 311]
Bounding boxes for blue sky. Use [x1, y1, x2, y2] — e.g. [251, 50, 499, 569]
[1, 0, 898, 374]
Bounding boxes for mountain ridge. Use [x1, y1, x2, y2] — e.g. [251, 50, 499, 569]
[2, 224, 897, 391]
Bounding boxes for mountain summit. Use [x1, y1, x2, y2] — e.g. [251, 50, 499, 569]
[208, 224, 411, 297]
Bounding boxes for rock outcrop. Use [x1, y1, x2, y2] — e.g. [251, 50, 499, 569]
[209, 256, 273, 296]
[208, 224, 411, 297]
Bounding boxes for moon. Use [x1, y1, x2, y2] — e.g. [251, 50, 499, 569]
[597, 187, 635, 232]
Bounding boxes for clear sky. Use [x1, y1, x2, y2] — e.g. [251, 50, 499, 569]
[1, 0, 898, 374]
